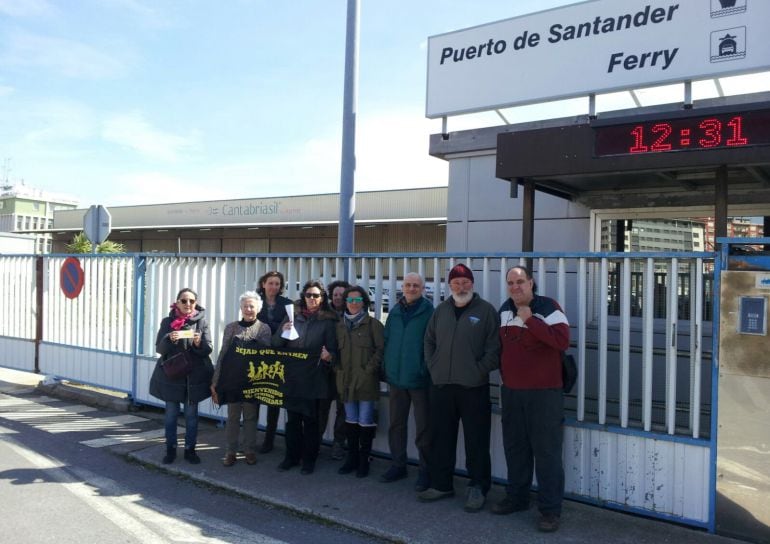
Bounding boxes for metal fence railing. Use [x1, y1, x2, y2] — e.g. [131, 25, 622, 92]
[0, 251, 714, 439]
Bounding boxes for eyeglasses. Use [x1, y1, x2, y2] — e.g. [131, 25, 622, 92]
[346, 297, 364, 303]
[178, 299, 196, 304]
[304, 293, 322, 299]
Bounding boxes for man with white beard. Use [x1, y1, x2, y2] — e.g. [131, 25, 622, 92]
[419, 263, 500, 513]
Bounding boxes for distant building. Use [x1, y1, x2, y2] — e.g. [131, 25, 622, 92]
[702, 217, 764, 250]
[51, 187, 447, 254]
[0, 231, 36, 254]
[602, 219, 706, 253]
[0, 183, 78, 253]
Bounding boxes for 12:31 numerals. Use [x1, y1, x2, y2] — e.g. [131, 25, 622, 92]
[629, 116, 748, 153]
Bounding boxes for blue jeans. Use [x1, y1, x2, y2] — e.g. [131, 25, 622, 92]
[165, 401, 199, 450]
[344, 400, 376, 426]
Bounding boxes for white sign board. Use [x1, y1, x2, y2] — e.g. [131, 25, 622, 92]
[426, 0, 770, 118]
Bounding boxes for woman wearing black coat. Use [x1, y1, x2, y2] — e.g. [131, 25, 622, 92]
[255, 270, 293, 453]
[150, 288, 214, 465]
[273, 280, 338, 474]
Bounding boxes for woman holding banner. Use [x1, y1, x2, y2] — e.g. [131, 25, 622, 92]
[273, 280, 338, 475]
[150, 288, 214, 465]
[211, 291, 271, 467]
[255, 271, 292, 454]
[335, 285, 385, 478]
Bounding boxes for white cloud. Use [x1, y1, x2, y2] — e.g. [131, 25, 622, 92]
[97, 111, 448, 207]
[0, 0, 57, 18]
[97, 0, 171, 28]
[355, 110, 448, 190]
[0, 84, 13, 97]
[102, 112, 199, 162]
[102, 172, 230, 206]
[192, 137, 343, 200]
[21, 100, 97, 144]
[0, 31, 126, 79]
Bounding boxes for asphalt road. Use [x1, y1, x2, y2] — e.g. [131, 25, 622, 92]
[0, 390, 383, 544]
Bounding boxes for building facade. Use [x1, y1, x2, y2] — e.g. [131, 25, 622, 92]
[0, 183, 78, 253]
[51, 187, 447, 254]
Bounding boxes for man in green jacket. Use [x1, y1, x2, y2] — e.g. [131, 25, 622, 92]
[380, 272, 434, 491]
[419, 263, 500, 513]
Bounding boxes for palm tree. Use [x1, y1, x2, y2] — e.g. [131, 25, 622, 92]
[65, 232, 125, 254]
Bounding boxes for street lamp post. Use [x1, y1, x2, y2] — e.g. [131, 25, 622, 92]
[337, 0, 360, 273]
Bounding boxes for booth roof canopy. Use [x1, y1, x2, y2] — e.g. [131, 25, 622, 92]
[431, 92, 770, 210]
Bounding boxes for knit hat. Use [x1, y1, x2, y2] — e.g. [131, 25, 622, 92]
[448, 263, 474, 283]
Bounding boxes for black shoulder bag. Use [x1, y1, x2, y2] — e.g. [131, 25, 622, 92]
[161, 351, 195, 380]
[562, 352, 577, 394]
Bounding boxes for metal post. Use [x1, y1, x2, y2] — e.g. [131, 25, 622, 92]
[34, 256, 44, 373]
[337, 0, 360, 273]
[715, 166, 728, 251]
[130, 255, 147, 403]
[764, 216, 770, 251]
[522, 178, 535, 270]
[684, 80, 693, 109]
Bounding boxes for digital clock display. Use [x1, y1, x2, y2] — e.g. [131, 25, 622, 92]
[593, 109, 770, 157]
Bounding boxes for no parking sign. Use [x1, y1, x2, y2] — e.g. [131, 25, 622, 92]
[60, 257, 85, 299]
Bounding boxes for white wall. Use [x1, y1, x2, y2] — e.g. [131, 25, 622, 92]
[445, 153, 591, 253]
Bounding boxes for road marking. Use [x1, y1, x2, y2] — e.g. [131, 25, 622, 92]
[3, 436, 291, 544]
[80, 428, 166, 448]
[0, 394, 153, 439]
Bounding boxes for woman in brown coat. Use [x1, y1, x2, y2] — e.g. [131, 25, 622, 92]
[335, 285, 385, 478]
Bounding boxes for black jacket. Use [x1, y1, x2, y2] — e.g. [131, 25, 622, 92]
[149, 305, 214, 403]
[424, 293, 500, 387]
[272, 304, 339, 358]
[257, 294, 294, 335]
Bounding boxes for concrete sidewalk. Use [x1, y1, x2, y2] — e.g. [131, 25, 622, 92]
[0, 367, 742, 544]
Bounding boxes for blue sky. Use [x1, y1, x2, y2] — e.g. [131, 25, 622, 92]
[1, 0, 768, 208]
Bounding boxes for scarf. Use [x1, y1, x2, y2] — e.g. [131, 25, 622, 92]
[301, 308, 319, 319]
[169, 303, 198, 331]
[344, 310, 366, 330]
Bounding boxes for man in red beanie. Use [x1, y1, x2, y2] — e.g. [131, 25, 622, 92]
[419, 263, 500, 513]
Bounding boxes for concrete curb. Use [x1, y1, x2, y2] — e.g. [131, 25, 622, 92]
[124, 449, 409, 543]
[35, 381, 134, 413]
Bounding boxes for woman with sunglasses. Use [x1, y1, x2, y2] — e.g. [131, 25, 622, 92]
[255, 271, 293, 454]
[273, 280, 338, 474]
[335, 285, 385, 478]
[150, 288, 214, 465]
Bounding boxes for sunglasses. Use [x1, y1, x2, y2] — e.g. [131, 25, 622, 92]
[304, 293, 322, 299]
[346, 297, 364, 303]
[178, 299, 196, 304]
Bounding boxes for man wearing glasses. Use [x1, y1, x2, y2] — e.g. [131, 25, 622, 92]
[380, 272, 434, 491]
[419, 264, 500, 513]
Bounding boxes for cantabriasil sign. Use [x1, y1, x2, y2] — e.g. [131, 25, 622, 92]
[426, 0, 769, 118]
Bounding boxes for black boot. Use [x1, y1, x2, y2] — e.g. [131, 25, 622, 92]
[356, 426, 376, 478]
[184, 447, 201, 464]
[338, 422, 360, 475]
[162, 446, 176, 464]
[260, 405, 279, 454]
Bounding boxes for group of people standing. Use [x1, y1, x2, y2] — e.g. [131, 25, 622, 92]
[149, 262, 570, 533]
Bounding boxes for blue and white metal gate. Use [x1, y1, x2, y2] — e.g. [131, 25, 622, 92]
[0, 250, 717, 530]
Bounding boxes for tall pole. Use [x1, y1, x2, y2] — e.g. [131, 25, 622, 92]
[337, 0, 360, 263]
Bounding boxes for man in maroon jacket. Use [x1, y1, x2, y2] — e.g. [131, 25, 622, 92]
[493, 265, 570, 533]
